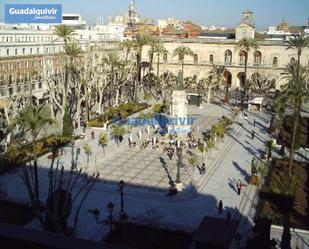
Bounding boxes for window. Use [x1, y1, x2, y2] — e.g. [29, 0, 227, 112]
[224, 50, 232, 65]
[209, 54, 214, 64]
[30, 48, 33, 54]
[15, 49, 18, 55]
[273, 57, 278, 67]
[290, 57, 296, 64]
[37, 47, 40, 54]
[239, 51, 246, 65]
[6, 49, 10, 56]
[22, 48, 25, 54]
[162, 53, 167, 62]
[194, 54, 198, 64]
[254, 51, 262, 66]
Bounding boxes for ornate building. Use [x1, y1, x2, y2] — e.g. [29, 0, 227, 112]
[143, 11, 309, 90]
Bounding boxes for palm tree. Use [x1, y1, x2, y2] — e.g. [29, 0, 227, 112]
[235, 38, 259, 108]
[133, 35, 153, 99]
[276, 63, 309, 175]
[150, 38, 168, 86]
[14, 104, 55, 202]
[286, 33, 309, 65]
[54, 24, 75, 45]
[172, 46, 195, 79]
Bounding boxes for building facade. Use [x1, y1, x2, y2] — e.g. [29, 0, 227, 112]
[143, 11, 309, 90]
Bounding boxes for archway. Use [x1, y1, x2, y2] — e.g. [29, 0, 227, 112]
[224, 71, 232, 88]
[223, 71, 232, 103]
[237, 72, 246, 88]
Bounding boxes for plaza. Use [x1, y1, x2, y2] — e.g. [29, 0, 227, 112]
[0, 102, 272, 248]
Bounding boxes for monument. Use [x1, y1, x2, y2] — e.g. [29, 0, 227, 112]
[168, 71, 191, 135]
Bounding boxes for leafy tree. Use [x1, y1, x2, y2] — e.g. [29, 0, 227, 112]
[111, 125, 126, 146]
[98, 133, 108, 155]
[13, 104, 55, 203]
[188, 156, 197, 174]
[235, 38, 259, 108]
[54, 24, 75, 45]
[62, 107, 73, 138]
[275, 64, 309, 174]
[83, 144, 92, 168]
[172, 46, 195, 79]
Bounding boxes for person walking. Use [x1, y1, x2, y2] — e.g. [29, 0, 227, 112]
[218, 200, 223, 214]
[253, 118, 256, 127]
[236, 181, 246, 195]
[201, 163, 206, 175]
[251, 130, 255, 140]
[91, 130, 95, 139]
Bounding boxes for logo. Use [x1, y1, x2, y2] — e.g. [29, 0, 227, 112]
[5, 4, 62, 24]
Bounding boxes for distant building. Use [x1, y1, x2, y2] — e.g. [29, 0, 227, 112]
[161, 20, 203, 38]
[62, 14, 87, 30]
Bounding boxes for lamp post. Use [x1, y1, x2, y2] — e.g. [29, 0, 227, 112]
[118, 180, 128, 220]
[107, 201, 114, 233]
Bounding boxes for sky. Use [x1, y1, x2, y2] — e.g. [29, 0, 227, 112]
[0, 0, 309, 30]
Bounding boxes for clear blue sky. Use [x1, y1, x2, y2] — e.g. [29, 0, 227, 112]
[1, 0, 308, 30]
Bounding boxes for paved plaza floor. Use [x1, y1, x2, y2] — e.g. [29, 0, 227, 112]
[1, 102, 279, 248]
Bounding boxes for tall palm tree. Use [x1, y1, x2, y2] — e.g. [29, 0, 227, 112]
[14, 104, 55, 203]
[54, 25, 76, 119]
[172, 46, 195, 79]
[276, 63, 309, 175]
[286, 33, 309, 65]
[284, 34, 309, 172]
[235, 38, 259, 108]
[131, 35, 153, 100]
[150, 39, 168, 86]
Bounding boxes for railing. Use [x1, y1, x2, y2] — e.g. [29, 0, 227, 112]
[157, 59, 282, 69]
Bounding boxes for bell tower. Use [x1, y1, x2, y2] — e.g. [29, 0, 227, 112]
[128, 0, 136, 28]
[235, 10, 255, 40]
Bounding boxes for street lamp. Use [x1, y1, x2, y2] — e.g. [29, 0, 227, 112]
[175, 147, 183, 184]
[118, 180, 128, 220]
[107, 201, 114, 233]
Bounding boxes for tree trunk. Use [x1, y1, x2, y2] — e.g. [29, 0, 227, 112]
[242, 53, 248, 110]
[207, 88, 211, 104]
[288, 100, 300, 175]
[281, 209, 292, 249]
[31, 134, 40, 204]
[157, 54, 160, 87]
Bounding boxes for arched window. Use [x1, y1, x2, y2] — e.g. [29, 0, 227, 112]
[290, 57, 296, 64]
[194, 54, 198, 64]
[163, 53, 168, 63]
[273, 57, 278, 67]
[224, 50, 232, 65]
[254, 51, 262, 66]
[239, 51, 246, 65]
[209, 54, 214, 64]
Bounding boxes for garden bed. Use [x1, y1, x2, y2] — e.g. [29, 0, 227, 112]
[258, 159, 309, 230]
[87, 102, 149, 128]
[0, 135, 71, 175]
[104, 222, 192, 249]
